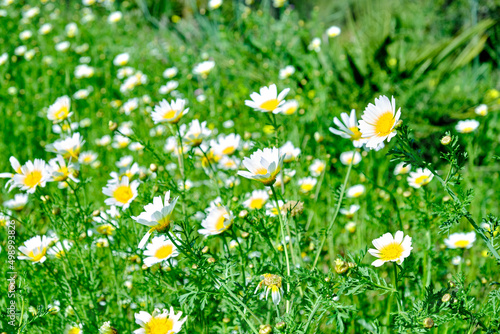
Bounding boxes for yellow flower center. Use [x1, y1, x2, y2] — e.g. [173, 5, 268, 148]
[155, 244, 173, 259]
[55, 106, 69, 120]
[254, 167, 268, 175]
[260, 99, 280, 112]
[461, 127, 474, 133]
[97, 224, 115, 235]
[53, 166, 69, 182]
[222, 146, 235, 155]
[374, 112, 395, 137]
[284, 105, 297, 115]
[113, 185, 133, 204]
[352, 191, 363, 197]
[145, 316, 174, 334]
[68, 327, 81, 334]
[414, 175, 430, 186]
[28, 249, 46, 262]
[24, 170, 42, 188]
[249, 198, 265, 209]
[215, 214, 226, 231]
[163, 109, 177, 120]
[454, 240, 470, 248]
[349, 126, 362, 141]
[300, 183, 314, 192]
[379, 242, 404, 261]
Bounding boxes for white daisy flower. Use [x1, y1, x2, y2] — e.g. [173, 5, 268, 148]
[134, 307, 187, 334]
[281, 141, 301, 162]
[48, 155, 79, 183]
[113, 53, 130, 66]
[255, 274, 284, 305]
[329, 109, 366, 147]
[79, 151, 98, 165]
[444, 232, 476, 249]
[143, 234, 180, 267]
[122, 98, 139, 115]
[13, 159, 51, 194]
[65, 22, 78, 38]
[218, 156, 240, 170]
[393, 162, 411, 175]
[455, 119, 480, 134]
[159, 81, 179, 95]
[198, 205, 233, 236]
[346, 184, 365, 198]
[245, 84, 290, 114]
[102, 176, 139, 210]
[192, 60, 215, 78]
[211, 133, 241, 156]
[237, 147, 285, 186]
[108, 11, 123, 23]
[340, 204, 360, 219]
[368, 231, 413, 267]
[265, 199, 285, 217]
[339, 151, 362, 165]
[208, 0, 222, 10]
[73, 88, 92, 100]
[0, 156, 22, 191]
[298, 177, 317, 193]
[132, 191, 178, 249]
[4, 194, 29, 211]
[277, 99, 299, 115]
[181, 119, 211, 147]
[243, 189, 269, 210]
[309, 159, 326, 177]
[74, 64, 95, 78]
[112, 134, 131, 149]
[18, 235, 51, 263]
[48, 240, 73, 259]
[279, 65, 295, 79]
[358, 95, 401, 149]
[474, 104, 488, 116]
[326, 25, 341, 38]
[163, 67, 178, 79]
[39, 23, 53, 35]
[151, 99, 189, 124]
[46, 133, 85, 159]
[47, 95, 72, 124]
[308, 37, 321, 52]
[407, 168, 433, 189]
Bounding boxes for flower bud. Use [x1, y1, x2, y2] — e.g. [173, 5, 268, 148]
[441, 135, 452, 145]
[241, 232, 250, 238]
[108, 121, 118, 131]
[423, 317, 434, 328]
[207, 257, 216, 264]
[149, 163, 157, 172]
[441, 293, 451, 303]
[202, 246, 209, 254]
[259, 325, 273, 334]
[52, 207, 61, 216]
[275, 322, 286, 330]
[92, 209, 101, 217]
[222, 317, 230, 323]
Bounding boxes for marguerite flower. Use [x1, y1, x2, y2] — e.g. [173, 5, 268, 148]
[243, 190, 269, 210]
[281, 141, 301, 162]
[47, 96, 72, 124]
[211, 133, 241, 156]
[46, 133, 85, 159]
[163, 67, 178, 79]
[309, 159, 326, 177]
[339, 151, 362, 165]
[393, 162, 411, 175]
[279, 65, 295, 79]
[134, 308, 187, 334]
[208, 0, 222, 10]
[237, 147, 284, 186]
[132, 191, 178, 248]
[346, 184, 365, 198]
[143, 234, 180, 267]
[245, 84, 290, 114]
[407, 168, 433, 188]
[79, 151, 98, 165]
[181, 119, 210, 147]
[12, 159, 50, 193]
[113, 53, 129, 66]
[368, 231, 412, 267]
[276, 100, 299, 115]
[298, 177, 317, 193]
[0, 156, 22, 191]
[255, 274, 284, 305]
[340, 204, 360, 219]
[358, 96, 401, 149]
[192, 60, 215, 78]
[455, 119, 480, 133]
[474, 104, 488, 116]
[48, 240, 73, 259]
[198, 204, 233, 236]
[329, 109, 366, 147]
[151, 99, 189, 124]
[48, 155, 79, 184]
[444, 232, 476, 249]
[326, 25, 341, 38]
[4, 194, 29, 211]
[18, 235, 51, 263]
[102, 176, 139, 210]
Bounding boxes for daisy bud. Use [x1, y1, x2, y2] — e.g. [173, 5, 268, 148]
[149, 163, 157, 172]
[202, 246, 209, 254]
[92, 209, 101, 217]
[441, 293, 451, 303]
[52, 207, 61, 215]
[207, 257, 216, 264]
[108, 121, 118, 131]
[324, 277, 331, 282]
[241, 232, 249, 238]
[394, 119, 403, 128]
[334, 258, 349, 275]
[423, 317, 434, 328]
[441, 135, 452, 145]
[275, 322, 286, 330]
[448, 281, 456, 289]
[192, 264, 198, 269]
[259, 325, 273, 334]
[314, 132, 323, 143]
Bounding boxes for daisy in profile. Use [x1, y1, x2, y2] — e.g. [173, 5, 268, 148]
[358, 96, 401, 149]
[474, 104, 488, 116]
[47, 95, 72, 123]
[308, 37, 321, 52]
[265, 199, 285, 217]
[368, 231, 412, 267]
[340, 204, 360, 219]
[218, 156, 240, 170]
[113, 53, 129, 66]
[151, 99, 189, 124]
[198, 205, 233, 236]
[65, 323, 83, 334]
[212, 133, 241, 156]
[255, 274, 284, 305]
[134, 307, 187, 334]
[393, 162, 411, 175]
[48, 240, 73, 259]
[339, 151, 362, 165]
[298, 177, 317, 193]
[0, 156, 22, 191]
[4, 194, 29, 211]
[48, 156, 79, 184]
[163, 67, 178, 79]
[281, 141, 301, 162]
[79, 151, 98, 165]
[46, 133, 85, 159]
[181, 119, 210, 147]
[99, 322, 117, 334]
[102, 176, 139, 210]
[237, 147, 284, 186]
[18, 235, 52, 263]
[346, 184, 365, 198]
[192, 60, 215, 78]
[455, 119, 480, 134]
[309, 159, 326, 177]
[208, 0, 222, 9]
[143, 234, 179, 267]
[444, 232, 476, 249]
[407, 168, 433, 189]
[131, 191, 178, 248]
[245, 84, 290, 114]
[13, 159, 50, 193]
[329, 110, 366, 147]
[277, 100, 299, 115]
[108, 11, 122, 23]
[279, 65, 295, 79]
[243, 190, 269, 210]
[327, 25, 341, 38]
